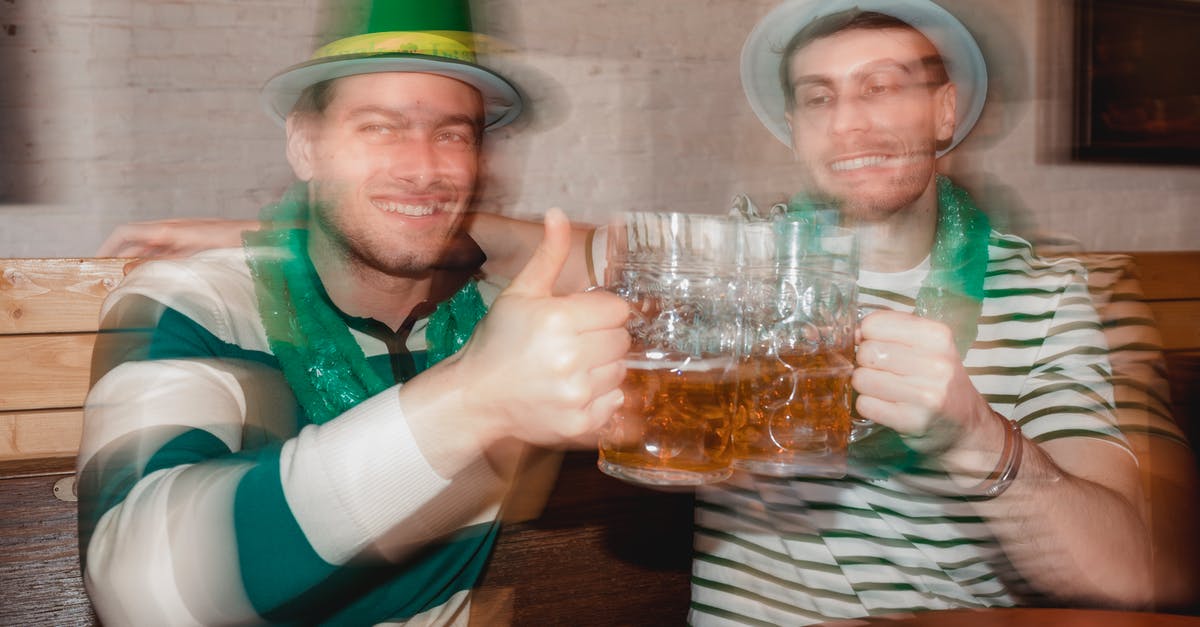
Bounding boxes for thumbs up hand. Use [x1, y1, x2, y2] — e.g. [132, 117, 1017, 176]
[445, 208, 630, 449]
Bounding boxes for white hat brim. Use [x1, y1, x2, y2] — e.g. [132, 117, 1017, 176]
[741, 0, 987, 157]
[261, 54, 523, 130]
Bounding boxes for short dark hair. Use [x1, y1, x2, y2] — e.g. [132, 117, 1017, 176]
[779, 10, 950, 109]
[291, 79, 339, 117]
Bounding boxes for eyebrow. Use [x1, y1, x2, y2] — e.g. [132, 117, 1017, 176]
[791, 57, 924, 88]
[342, 105, 482, 133]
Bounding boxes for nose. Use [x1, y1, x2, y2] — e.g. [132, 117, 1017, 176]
[387, 136, 439, 187]
[827, 94, 872, 136]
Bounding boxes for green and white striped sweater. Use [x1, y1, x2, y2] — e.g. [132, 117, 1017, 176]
[77, 247, 505, 626]
[689, 233, 1131, 625]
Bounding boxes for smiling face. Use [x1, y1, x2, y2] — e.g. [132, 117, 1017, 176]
[286, 72, 484, 277]
[783, 26, 956, 223]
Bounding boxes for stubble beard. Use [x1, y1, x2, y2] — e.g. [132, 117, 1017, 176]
[804, 141, 938, 224]
[310, 196, 459, 279]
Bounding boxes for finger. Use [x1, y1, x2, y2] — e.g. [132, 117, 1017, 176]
[107, 238, 164, 260]
[585, 387, 626, 431]
[504, 207, 571, 297]
[854, 394, 926, 436]
[122, 259, 149, 276]
[96, 237, 125, 258]
[109, 243, 145, 259]
[555, 391, 624, 450]
[558, 290, 631, 331]
[860, 309, 956, 353]
[852, 366, 945, 412]
[125, 245, 166, 262]
[586, 359, 628, 396]
[856, 340, 923, 376]
[99, 238, 147, 259]
[575, 327, 632, 368]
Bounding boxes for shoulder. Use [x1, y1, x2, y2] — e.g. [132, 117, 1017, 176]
[984, 231, 1091, 293]
[102, 248, 264, 348]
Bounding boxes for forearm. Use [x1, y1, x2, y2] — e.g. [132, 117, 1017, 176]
[969, 262, 1151, 606]
[468, 211, 596, 294]
[1131, 435, 1200, 609]
[80, 361, 506, 625]
[942, 415, 1152, 607]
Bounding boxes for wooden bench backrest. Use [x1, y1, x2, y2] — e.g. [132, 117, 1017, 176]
[1125, 252, 1200, 353]
[0, 258, 125, 624]
[2, 252, 1196, 469]
[0, 259, 126, 469]
[0, 252, 1196, 625]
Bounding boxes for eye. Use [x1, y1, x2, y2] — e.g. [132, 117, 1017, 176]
[360, 123, 393, 137]
[801, 91, 834, 108]
[862, 74, 904, 98]
[436, 130, 478, 148]
[864, 83, 895, 98]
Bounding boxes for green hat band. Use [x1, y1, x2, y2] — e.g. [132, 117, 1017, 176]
[313, 30, 477, 63]
[261, 0, 522, 128]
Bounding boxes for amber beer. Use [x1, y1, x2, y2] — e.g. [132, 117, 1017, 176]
[732, 350, 853, 477]
[598, 356, 737, 485]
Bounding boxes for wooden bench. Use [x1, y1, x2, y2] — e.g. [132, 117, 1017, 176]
[1, 252, 1197, 625]
[0, 259, 125, 624]
[1126, 252, 1200, 451]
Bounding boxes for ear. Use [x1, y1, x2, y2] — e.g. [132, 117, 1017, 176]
[285, 113, 315, 182]
[934, 82, 957, 146]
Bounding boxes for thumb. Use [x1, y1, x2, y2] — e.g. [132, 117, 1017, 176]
[505, 207, 570, 296]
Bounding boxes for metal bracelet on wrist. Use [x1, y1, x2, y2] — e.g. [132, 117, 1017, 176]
[969, 411, 1024, 499]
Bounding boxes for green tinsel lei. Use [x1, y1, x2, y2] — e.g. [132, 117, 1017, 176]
[786, 174, 992, 477]
[786, 174, 990, 356]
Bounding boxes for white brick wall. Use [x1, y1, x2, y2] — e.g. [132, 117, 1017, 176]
[0, 0, 1196, 256]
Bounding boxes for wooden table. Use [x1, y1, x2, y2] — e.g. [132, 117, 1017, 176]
[817, 608, 1200, 626]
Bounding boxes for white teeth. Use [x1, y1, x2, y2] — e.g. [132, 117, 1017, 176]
[372, 200, 438, 216]
[830, 155, 889, 172]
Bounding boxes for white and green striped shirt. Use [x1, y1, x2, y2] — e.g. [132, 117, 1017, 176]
[689, 233, 1129, 625]
[77, 247, 508, 626]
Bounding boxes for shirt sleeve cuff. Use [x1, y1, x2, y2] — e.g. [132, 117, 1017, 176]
[279, 385, 505, 564]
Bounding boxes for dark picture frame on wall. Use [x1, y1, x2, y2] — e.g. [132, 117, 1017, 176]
[1074, 0, 1200, 164]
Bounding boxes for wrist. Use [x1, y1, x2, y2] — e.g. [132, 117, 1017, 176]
[399, 358, 499, 477]
[947, 409, 1023, 499]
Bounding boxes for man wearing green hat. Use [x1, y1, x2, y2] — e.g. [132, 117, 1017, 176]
[76, 1, 630, 625]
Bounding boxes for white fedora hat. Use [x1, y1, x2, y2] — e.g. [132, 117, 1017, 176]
[741, 0, 987, 156]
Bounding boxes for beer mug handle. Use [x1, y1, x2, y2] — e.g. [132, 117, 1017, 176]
[849, 413, 878, 443]
[850, 303, 880, 443]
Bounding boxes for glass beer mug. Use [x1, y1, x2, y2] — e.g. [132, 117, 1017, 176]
[732, 219, 859, 477]
[598, 212, 742, 486]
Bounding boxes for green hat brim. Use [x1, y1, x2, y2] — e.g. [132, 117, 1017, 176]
[261, 53, 523, 130]
[741, 0, 987, 157]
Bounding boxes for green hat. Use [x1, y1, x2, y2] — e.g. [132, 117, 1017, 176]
[261, 0, 522, 130]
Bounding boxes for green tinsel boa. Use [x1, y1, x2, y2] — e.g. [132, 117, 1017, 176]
[243, 185, 488, 425]
[787, 174, 992, 477]
[787, 174, 990, 356]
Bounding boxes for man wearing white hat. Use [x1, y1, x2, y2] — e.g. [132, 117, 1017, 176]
[686, 0, 1153, 623]
[448, 2, 1166, 618]
[76, 1, 629, 625]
